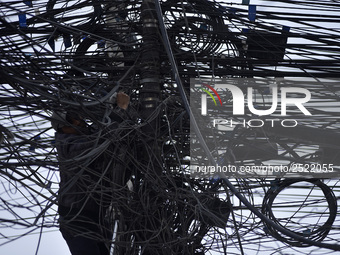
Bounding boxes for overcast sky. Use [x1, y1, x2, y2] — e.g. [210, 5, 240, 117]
[0, 0, 339, 254]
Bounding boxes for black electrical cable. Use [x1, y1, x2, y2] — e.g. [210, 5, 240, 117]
[155, 0, 340, 251]
[1, 1, 340, 254]
[262, 178, 338, 247]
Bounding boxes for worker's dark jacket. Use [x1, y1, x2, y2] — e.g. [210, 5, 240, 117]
[55, 131, 112, 222]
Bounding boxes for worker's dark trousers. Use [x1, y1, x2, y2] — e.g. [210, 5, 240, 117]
[59, 216, 111, 255]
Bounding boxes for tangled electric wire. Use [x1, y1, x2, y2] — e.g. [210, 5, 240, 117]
[0, 0, 340, 254]
[262, 178, 338, 247]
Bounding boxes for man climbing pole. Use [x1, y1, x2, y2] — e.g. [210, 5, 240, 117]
[51, 92, 130, 255]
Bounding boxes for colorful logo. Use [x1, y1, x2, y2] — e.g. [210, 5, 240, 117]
[199, 83, 223, 106]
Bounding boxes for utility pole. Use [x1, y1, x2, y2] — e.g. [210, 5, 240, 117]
[138, 0, 163, 254]
[140, 0, 161, 140]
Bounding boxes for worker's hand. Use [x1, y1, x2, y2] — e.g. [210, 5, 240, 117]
[116, 92, 130, 110]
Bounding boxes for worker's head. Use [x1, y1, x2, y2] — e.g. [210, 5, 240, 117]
[51, 111, 86, 134]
